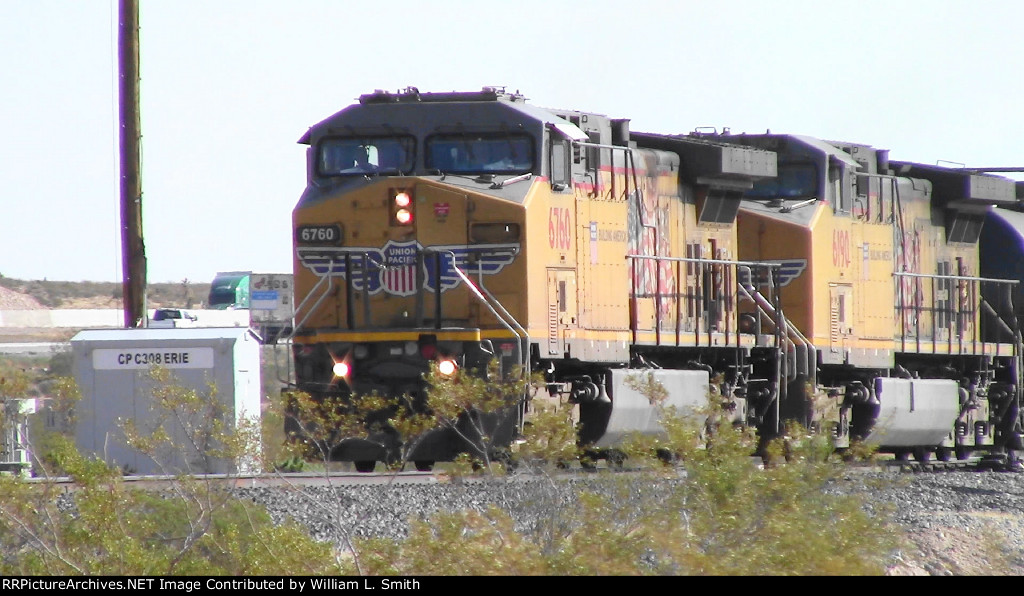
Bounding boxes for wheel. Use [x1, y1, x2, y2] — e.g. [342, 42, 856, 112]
[936, 447, 952, 462]
[895, 450, 911, 462]
[414, 460, 434, 472]
[913, 448, 932, 463]
[656, 449, 679, 466]
[354, 460, 376, 473]
[955, 446, 973, 461]
[490, 449, 517, 471]
[580, 449, 600, 470]
[607, 450, 626, 469]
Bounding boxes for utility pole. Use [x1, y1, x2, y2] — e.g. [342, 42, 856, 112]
[118, 0, 147, 327]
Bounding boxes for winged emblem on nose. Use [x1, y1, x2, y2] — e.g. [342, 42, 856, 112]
[737, 259, 807, 289]
[296, 240, 519, 296]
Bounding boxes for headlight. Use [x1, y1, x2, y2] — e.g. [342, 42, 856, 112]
[437, 359, 457, 377]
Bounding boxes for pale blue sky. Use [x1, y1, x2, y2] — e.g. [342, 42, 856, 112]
[2, 0, 1022, 283]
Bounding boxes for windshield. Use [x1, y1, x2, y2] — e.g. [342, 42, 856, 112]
[745, 162, 818, 199]
[207, 289, 237, 308]
[318, 136, 415, 176]
[425, 134, 533, 175]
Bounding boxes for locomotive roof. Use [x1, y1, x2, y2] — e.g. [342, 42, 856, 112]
[358, 87, 518, 104]
[791, 135, 861, 168]
[717, 133, 862, 169]
[890, 160, 1018, 207]
[990, 205, 1024, 235]
[631, 131, 778, 187]
[298, 87, 589, 144]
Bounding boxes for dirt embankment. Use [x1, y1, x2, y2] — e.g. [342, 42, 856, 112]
[0, 282, 186, 344]
[0, 286, 45, 310]
[0, 278, 210, 311]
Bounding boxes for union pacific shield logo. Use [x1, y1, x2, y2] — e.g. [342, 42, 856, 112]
[380, 241, 419, 296]
[296, 240, 519, 296]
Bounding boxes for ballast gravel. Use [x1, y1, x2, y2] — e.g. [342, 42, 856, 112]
[231, 468, 1024, 576]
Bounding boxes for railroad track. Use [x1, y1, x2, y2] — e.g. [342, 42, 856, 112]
[21, 451, 1022, 493]
[23, 469, 441, 489]
[875, 454, 1024, 474]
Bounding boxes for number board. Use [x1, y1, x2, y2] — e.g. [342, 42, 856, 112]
[296, 224, 344, 245]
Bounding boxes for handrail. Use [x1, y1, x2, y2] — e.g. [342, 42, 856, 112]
[893, 271, 1019, 352]
[469, 268, 530, 376]
[893, 271, 1020, 285]
[426, 249, 527, 373]
[429, 249, 531, 434]
[625, 253, 795, 361]
[626, 254, 783, 269]
[738, 281, 815, 383]
[287, 274, 334, 340]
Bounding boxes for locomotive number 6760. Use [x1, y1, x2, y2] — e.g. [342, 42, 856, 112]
[296, 224, 343, 245]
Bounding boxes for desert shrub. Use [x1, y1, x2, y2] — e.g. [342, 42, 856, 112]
[0, 370, 343, 576]
[0, 436, 343, 575]
[0, 350, 904, 576]
[355, 379, 902, 576]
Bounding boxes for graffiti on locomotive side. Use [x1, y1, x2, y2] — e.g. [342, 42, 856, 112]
[627, 176, 677, 319]
[549, 207, 572, 250]
[895, 225, 924, 332]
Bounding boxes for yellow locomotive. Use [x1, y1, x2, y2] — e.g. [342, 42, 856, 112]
[291, 88, 784, 469]
[290, 87, 1023, 469]
[713, 133, 1022, 462]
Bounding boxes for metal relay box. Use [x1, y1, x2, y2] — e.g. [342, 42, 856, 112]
[71, 327, 262, 475]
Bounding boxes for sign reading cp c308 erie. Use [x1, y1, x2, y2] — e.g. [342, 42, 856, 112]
[92, 347, 215, 370]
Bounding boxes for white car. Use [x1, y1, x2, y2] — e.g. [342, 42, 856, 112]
[149, 308, 198, 328]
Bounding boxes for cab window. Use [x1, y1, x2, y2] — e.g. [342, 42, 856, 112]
[550, 140, 569, 189]
[318, 135, 415, 176]
[745, 162, 818, 199]
[426, 134, 533, 174]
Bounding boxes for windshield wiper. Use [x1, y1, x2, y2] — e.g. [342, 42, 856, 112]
[490, 172, 532, 189]
[778, 197, 818, 213]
